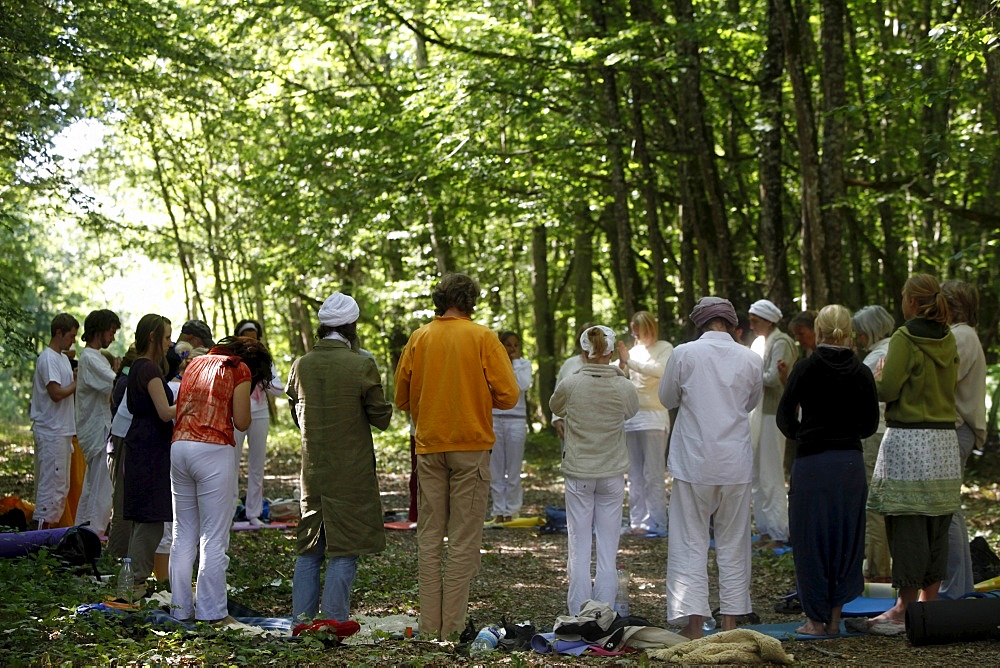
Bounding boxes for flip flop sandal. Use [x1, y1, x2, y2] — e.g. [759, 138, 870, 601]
[773, 592, 803, 614]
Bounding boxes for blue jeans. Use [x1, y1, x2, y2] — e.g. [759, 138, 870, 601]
[291, 528, 358, 620]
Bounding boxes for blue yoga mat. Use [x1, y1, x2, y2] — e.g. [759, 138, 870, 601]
[842, 595, 894, 618]
[711, 621, 862, 640]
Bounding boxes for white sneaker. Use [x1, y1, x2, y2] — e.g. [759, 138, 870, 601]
[248, 517, 266, 528]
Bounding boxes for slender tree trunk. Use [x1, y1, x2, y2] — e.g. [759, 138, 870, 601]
[586, 0, 637, 320]
[573, 209, 594, 332]
[820, 0, 847, 303]
[759, 0, 792, 308]
[671, 0, 740, 297]
[531, 224, 556, 423]
[776, 0, 827, 307]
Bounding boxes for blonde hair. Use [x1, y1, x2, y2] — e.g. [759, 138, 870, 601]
[903, 274, 950, 324]
[815, 304, 852, 346]
[630, 311, 658, 342]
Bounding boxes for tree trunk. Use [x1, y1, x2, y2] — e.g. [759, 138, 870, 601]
[671, 0, 741, 298]
[586, 0, 637, 320]
[758, 0, 792, 309]
[531, 224, 556, 424]
[820, 0, 848, 304]
[776, 0, 827, 307]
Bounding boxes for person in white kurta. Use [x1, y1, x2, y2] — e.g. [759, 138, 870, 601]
[30, 314, 80, 528]
[75, 309, 122, 535]
[490, 331, 533, 522]
[549, 325, 638, 616]
[658, 297, 763, 639]
[231, 319, 284, 527]
[617, 311, 673, 535]
[747, 299, 796, 544]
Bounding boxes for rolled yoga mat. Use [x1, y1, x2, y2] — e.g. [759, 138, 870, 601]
[905, 598, 1000, 646]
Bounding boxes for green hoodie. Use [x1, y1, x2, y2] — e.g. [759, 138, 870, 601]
[877, 318, 958, 428]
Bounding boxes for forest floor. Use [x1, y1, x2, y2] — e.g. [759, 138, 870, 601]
[2, 419, 1000, 665]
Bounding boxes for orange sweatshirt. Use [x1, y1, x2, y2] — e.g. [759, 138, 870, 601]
[395, 316, 519, 454]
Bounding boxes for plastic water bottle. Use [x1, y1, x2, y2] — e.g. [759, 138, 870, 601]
[615, 566, 630, 617]
[117, 558, 135, 605]
[702, 615, 717, 632]
[468, 625, 503, 655]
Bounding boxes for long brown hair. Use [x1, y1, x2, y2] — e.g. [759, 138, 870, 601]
[134, 313, 171, 375]
[903, 274, 950, 324]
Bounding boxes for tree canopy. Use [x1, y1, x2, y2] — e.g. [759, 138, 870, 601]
[2, 0, 998, 422]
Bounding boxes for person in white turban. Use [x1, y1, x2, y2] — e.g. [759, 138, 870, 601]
[286, 291, 392, 621]
[318, 293, 361, 329]
[747, 299, 797, 547]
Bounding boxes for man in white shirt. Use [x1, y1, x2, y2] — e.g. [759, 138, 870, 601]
[30, 313, 80, 528]
[658, 297, 763, 639]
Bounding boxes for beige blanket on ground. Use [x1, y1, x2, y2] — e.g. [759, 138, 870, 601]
[648, 628, 795, 664]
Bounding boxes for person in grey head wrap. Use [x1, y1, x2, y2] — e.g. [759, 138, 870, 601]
[657, 297, 763, 639]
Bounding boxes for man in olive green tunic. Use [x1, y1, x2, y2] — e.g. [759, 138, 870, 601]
[287, 292, 393, 620]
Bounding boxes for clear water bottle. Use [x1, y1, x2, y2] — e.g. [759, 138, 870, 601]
[117, 557, 135, 605]
[468, 624, 504, 655]
[702, 615, 717, 632]
[615, 566, 630, 617]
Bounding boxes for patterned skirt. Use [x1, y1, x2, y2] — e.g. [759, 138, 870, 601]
[866, 427, 961, 516]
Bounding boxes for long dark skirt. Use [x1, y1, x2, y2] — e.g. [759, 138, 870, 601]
[789, 449, 866, 624]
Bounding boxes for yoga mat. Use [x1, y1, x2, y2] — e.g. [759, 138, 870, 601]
[231, 521, 292, 532]
[484, 516, 545, 528]
[710, 621, 862, 640]
[842, 596, 895, 617]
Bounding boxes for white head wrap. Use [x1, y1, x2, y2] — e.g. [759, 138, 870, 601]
[749, 299, 782, 324]
[318, 293, 360, 327]
[579, 325, 616, 358]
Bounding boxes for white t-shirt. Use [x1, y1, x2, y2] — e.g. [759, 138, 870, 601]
[30, 347, 76, 436]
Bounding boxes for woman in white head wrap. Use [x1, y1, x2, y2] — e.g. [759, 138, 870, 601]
[549, 325, 639, 615]
[747, 299, 797, 546]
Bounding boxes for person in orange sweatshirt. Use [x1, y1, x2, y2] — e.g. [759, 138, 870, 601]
[394, 273, 519, 639]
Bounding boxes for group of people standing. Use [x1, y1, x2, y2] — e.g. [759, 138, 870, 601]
[552, 273, 986, 641]
[27, 269, 987, 641]
[30, 311, 281, 623]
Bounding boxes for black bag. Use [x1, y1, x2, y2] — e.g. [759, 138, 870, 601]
[52, 524, 102, 577]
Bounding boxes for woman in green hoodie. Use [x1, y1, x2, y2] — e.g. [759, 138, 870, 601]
[861, 274, 961, 635]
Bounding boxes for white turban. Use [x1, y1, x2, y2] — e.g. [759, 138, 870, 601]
[318, 293, 360, 327]
[749, 299, 782, 324]
[579, 325, 616, 358]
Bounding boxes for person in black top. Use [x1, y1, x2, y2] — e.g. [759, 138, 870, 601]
[776, 304, 879, 636]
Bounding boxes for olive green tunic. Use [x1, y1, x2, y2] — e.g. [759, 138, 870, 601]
[286, 339, 393, 556]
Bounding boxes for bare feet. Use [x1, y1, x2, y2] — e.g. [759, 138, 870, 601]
[680, 615, 704, 640]
[795, 619, 830, 636]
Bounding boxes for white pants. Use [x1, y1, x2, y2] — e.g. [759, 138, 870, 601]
[565, 475, 625, 616]
[751, 413, 788, 541]
[490, 417, 526, 517]
[32, 430, 73, 524]
[170, 440, 236, 621]
[667, 479, 752, 624]
[626, 429, 668, 532]
[76, 449, 113, 534]
[234, 415, 269, 520]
